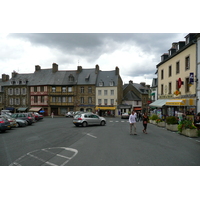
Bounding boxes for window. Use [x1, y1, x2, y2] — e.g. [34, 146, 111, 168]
[0, 96, 2, 103]
[15, 88, 20, 95]
[68, 74, 74, 82]
[21, 88, 26, 95]
[99, 81, 104, 86]
[110, 81, 114, 86]
[62, 97, 66, 103]
[41, 96, 45, 103]
[10, 98, 13, 105]
[176, 61, 180, 74]
[98, 90, 101, 95]
[88, 87, 92, 93]
[161, 69, 164, 79]
[168, 65, 172, 77]
[185, 78, 190, 92]
[34, 87, 37, 92]
[81, 87, 84, 93]
[81, 97, 84, 104]
[88, 97, 92, 104]
[111, 90, 114, 95]
[15, 98, 20, 105]
[161, 84, 164, 95]
[111, 99, 114, 105]
[52, 97, 56, 103]
[98, 99, 102, 105]
[104, 99, 108, 105]
[168, 82, 172, 94]
[68, 86, 72, 92]
[52, 87, 56, 92]
[34, 96, 38, 103]
[40, 86, 44, 92]
[58, 97, 61, 102]
[185, 56, 190, 70]
[9, 88, 13, 95]
[104, 90, 108, 96]
[62, 87, 66, 93]
[68, 96, 72, 103]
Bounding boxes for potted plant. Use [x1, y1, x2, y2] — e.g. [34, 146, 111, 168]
[156, 118, 165, 127]
[166, 116, 179, 131]
[151, 114, 159, 125]
[178, 119, 198, 137]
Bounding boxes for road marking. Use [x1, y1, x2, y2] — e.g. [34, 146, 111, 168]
[87, 133, 97, 138]
[196, 140, 200, 143]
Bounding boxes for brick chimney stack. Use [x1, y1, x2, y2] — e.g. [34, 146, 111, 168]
[115, 66, 119, 75]
[52, 63, 58, 73]
[35, 65, 41, 72]
[95, 64, 99, 74]
[77, 66, 82, 73]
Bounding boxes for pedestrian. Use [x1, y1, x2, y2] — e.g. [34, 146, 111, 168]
[129, 111, 137, 135]
[142, 113, 149, 134]
[51, 112, 54, 118]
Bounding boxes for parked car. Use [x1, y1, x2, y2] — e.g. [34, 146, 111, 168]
[65, 111, 74, 118]
[121, 113, 129, 119]
[0, 116, 11, 132]
[73, 113, 106, 127]
[16, 119, 28, 127]
[34, 113, 43, 121]
[11, 113, 33, 125]
[1, 114, 17, 128]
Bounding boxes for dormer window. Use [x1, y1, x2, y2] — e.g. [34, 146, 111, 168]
[69, 74, 74, 82]
[85, 74, 90, 81]
[110, 81, 114, 86]
[99, 81, 104, 86]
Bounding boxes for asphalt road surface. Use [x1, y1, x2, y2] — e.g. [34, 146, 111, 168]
[1, 117, 200, 166]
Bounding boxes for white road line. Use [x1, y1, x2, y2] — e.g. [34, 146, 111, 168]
[196, 140, 200, 143]
[87, 133, 97, 138]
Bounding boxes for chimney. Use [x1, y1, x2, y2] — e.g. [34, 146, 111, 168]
[35, 65, 41, 72]
[12, 71, 18, 78]
[52, 63, 58, 73]
[115, 66, 119, 75]
[77, 66, 82, 73]
[2, 74, 7, 82]
[95, 64, 99, 74]
[129, 80, 133, 84]
[140, 82, 146, 87]
[6, 75, 9, 81]
[146, 84, 150, 88]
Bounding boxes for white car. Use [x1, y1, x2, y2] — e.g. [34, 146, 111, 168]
[73, 113, 106, 127]
[65, 111, 74, 118]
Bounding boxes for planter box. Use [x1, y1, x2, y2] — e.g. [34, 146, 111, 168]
[181, 129, 198, 138]
[157, 121, 166, 127]
[152, 120, 157, 125]
[166, 124, 178, 132]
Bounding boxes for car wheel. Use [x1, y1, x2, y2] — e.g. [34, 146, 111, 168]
[82, 121, 87, 127]
[16, 123, 19, 128]
[101, 121, 106, 126]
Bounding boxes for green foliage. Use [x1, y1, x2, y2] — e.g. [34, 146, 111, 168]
[178, 119, 197, 132]
[156, 118, 164, 123]
[166, 116, 179, 125]
[151, 114, 159, 120]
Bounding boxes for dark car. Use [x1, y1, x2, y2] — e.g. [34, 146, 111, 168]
[11, 113, 33, 125]
[0, 116, 11, 132]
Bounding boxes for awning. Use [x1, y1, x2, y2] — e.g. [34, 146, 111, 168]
[165, 99, 186, 106]
[134, 108, 142, 111]
[29, 107, 42, 112]
[5, 107, 15, 111]
[18, 107, 28, 111]
[149, 99, 169, 108]
[96, 107, 116, 110]
[151, 92, 155, 96]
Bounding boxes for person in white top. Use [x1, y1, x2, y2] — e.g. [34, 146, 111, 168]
[129, 111, 137, 135]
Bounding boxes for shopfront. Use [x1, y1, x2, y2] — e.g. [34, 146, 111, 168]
[95, 106, 116, 117]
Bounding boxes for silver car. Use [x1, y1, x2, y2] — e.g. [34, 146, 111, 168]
[73, 113, 106, 127]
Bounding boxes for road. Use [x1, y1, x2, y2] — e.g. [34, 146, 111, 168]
[0, 117, 200, 166]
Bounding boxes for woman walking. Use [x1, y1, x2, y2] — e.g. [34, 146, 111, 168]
[142, 113, 149, 134]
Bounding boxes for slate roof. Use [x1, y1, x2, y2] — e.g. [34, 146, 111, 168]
[77, 68, 98, 85]
[96, 70, 118, 86]
[123, 91, 141, 101]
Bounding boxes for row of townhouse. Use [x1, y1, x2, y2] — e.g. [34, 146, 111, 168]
[0, 64, 124, 116]
[150, 33, 200, 120]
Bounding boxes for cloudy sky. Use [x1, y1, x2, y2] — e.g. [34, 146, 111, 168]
[0, 33, 188, 85]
